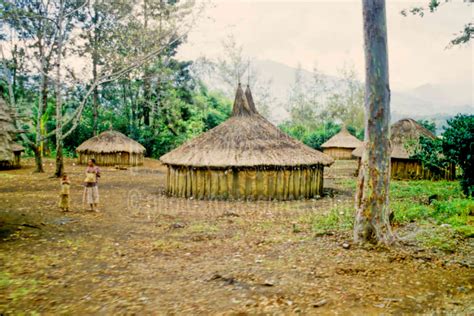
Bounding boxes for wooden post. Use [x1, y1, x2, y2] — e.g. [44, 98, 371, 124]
[354, 0, 395, 245]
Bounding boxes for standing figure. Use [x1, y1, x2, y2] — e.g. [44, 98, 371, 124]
[59, 174, 71, 212]
[83, 159, 101, 212]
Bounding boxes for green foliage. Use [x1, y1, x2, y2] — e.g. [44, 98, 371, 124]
[311, 204, 354, 235]
[390, 180, 473, 238]
[316, 179, 473, 241]
[279, 121, 363, 151]
[59, 82, 231, 159]
[417, 119, 436, 134]
[410, 135, 450, 175]
[442, 114, 473, 196]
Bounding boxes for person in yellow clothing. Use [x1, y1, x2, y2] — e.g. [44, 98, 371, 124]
[59, 174, 71, 212]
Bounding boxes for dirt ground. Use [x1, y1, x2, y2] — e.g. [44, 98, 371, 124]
[0, 158, 472, 315]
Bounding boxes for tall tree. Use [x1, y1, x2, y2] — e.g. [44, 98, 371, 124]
[211, 34, 274, 117]
[0, 0, 60, 172]
[2, 0, 199, 176]
[354, 0, 395, 245]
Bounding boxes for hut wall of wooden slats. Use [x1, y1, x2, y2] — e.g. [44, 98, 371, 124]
[166, 165, 325, 200]
[391, 158, 455, 181]
[78, 152, 144, 166]
[323, 148, 355, 160]
[355, 158, 455, 181]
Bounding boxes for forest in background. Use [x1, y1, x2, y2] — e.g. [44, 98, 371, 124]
[0, 0, 471, 196]
[0, 0, 370, 168]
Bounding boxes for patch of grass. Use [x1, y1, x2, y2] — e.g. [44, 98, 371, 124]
[390, 180, 463, 200]
[414, 226, 458, 252]
[0, 271, 38, 303]
[324, 179, 473, 238]
[0, 173, 16, 179]
[311, 204, 354, 235]
[152, 239, 185, 252]
[187, 222, 220, 234]
[0, 271, 12, 288]
[391, 182, 473, 237]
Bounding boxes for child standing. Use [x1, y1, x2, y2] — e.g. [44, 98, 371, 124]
[59, 174, 71, 212]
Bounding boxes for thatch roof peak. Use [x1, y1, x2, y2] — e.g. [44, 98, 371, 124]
[245, 85, 258, 113]
[321, 126, 362, 149]
[160, 85, 334, 168]
[232, 83, 255, 117]
[352, 118, 435, 159]
[76, 130, 146, 154]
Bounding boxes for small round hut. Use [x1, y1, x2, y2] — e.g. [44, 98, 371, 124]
[160, 84, 334, 200]
[321, 126, 362, 160]
[76, 130, 146, 166]
[352, 118, 455, 180]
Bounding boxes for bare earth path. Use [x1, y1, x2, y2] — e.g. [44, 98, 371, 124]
[0, 159, 472, 314]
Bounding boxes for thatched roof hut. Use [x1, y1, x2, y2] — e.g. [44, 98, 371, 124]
[321, 126, 362, 160]
[160, 84, 334, 200]
[0, 97, 22, 169]
[352, 119, 454, 180]
[76, 130, 146, 166]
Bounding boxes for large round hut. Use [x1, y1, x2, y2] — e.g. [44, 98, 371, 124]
[76, 130, 146, 166]
[160, 84, 334, 200]
[321, 126, 362, 160]
[352, 118, 455, 180]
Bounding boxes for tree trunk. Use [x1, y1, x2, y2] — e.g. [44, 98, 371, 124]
[34, 146, 44, 173]
[142, 0, 151, 126]
[54, 0, 65, 177]
[354, 0, 395, 245]
[92, 7, 100, 136]
[34, 67, 48, 173]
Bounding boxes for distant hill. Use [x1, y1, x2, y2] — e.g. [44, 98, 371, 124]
[200, 59, 473, 127]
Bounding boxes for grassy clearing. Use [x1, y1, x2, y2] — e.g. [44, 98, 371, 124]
[0, 271, 38, 304]
[311, 204, 354, 235]
[311, 179, 473, 250]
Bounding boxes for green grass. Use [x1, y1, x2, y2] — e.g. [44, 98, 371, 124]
[312, 180, 473, 245]
[0, 271, 38, 303]
[311, 204, 354, 235]
[390, 181, 474, 237]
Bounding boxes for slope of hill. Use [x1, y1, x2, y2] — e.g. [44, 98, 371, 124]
[200, 59, 473, 125]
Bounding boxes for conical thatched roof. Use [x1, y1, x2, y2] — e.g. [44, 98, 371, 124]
[76, 130, 146, 154]
[352, 118, 436, 159]
[160, 84, 334, 168]
[321, 126, 362, 149]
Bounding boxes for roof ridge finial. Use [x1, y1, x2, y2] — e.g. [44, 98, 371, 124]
[247, 58, 251, 87]
[244, 84, 258, 114]
[232, 83, 253, 117]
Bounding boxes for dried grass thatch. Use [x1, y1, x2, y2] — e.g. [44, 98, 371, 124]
[352, 118, 435, 159]
[76, 130, 146, 155]
[0, 97, 15, 163]
[160, 84, 333, 168]
[76, 130, 146, 166]
[11, 143, 25, 153]
[321, 126, 362, 149]
[351, 119, 453, 180]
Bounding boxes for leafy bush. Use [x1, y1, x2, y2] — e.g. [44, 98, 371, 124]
[279, 121, 363, 151]
[442, 114, 474, 196]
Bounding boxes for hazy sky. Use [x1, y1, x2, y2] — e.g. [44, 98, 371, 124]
[178, 0, 473, 91]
